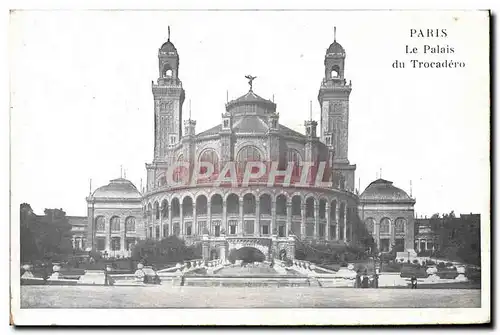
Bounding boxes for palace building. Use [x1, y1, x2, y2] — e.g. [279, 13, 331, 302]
[81, 30, 416, 260]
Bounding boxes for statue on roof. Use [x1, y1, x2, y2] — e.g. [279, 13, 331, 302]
[245, 75, 257, 91]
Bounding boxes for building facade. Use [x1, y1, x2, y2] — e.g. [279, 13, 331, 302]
[79, 31, 417, 259]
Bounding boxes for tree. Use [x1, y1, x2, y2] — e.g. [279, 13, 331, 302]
[20, 205, 73, 262]
[132, 236, 201, 263]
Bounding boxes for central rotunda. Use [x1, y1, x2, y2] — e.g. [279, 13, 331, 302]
[139, 32, 358, 261]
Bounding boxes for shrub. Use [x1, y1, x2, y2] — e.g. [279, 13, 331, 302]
[401, 264, 428, 278]
[437, 262, 446, 269]
[412, 259, 419, 264]
[445, 262, 454, 267]
[426, 260, 435, 266]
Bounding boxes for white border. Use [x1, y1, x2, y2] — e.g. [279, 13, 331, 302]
[5, 0, 495, 327]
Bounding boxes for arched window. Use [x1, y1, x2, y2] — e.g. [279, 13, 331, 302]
[95, 216, 105, 232]
[276, 194, 287, 216]
[196, 195, 208, 215]
[331, 65, 340, 78]
[173, 155, 185, 183]
[163, 64, 173, 78]
[395, 218, 406, 234]
[330, 200, 337, 221]
[211, 194, 223, 215]
[199, 149, 219, 174]
[110, 217, 120, 232]
[171, 198, 180, 218]
[182, 197, 193, 217]
[287, 149, 302, 177]
[237, 146, 262, 173]
[319, 199, 326, 219]
[365, 218, 375, 234]
[226, 194, 239, 214]
[161, 200, 168, 218]
[125, 217, 136, 232]
[291, 196, 301, 216]
[260, 194, 272, 215]
[243, 194, 256, 214]
[380, 218, 391, 234]
[154, 201, 160, 219]
[305, 197, 315, 218]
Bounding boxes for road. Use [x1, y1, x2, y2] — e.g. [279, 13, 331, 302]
[21, 285, 480, 308]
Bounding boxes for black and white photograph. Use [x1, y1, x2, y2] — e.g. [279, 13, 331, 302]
[8, 7, 490, 326]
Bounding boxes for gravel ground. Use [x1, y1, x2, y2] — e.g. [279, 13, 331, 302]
[21, 286, 480, 308]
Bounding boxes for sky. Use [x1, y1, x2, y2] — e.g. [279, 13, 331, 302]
[10, 10, 489, 218]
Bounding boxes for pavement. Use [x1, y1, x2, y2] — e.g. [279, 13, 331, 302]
[21, 285, 480, 308]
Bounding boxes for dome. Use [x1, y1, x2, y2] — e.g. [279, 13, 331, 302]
[360, 179, 412, 202]
[226, 90, 276, 114]
[327, 40, 345, 55]
[92, 178, 142, 200]
[160, 40, 177, 53]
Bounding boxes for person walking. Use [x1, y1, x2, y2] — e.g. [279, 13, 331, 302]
[411, 275, 418, 289]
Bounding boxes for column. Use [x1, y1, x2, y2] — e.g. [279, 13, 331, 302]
[425, 239, 428, 251]
[121, 221, 126, 254]
[192, 203, 197, 237]
[300, 203, 306, 238]
[286, 202, 292, 237]
[221, 199, 226, 234]
[255, 199, 260, 237]
[325, 202, 330, 241]
[375, 220, 380, 250]
[168, 204, 172, 236]
[179, 202, 184, 237]
[159, 205, 163, 240]
[335, 204, 340, 241]
[207, 201, 212, 235]
[105, 218, 111, 251]
[314, 202, 319, 239]
[239, 200, 244, 236]
[390, 220, 395, 249]
[271, 199, 276, 236]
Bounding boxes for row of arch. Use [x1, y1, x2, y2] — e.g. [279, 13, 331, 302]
[94, 216, 137, 233]
[364, 217, 407, 234]
[143, 193, 349, 222]
[159, 146, 304, 184]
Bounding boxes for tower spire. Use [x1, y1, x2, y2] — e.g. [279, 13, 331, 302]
[334, 26, 337, 42]
[89, 178, 92, 195]
[410, 180, 413, 197]
[168, 26, 171, 41]
[309, 100, 312, 121]
[189, 99, 192, 120]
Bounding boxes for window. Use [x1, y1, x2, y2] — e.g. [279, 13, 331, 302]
[319, 224, 325, 237]
[278, 224, 286, 237]
[395, 218, 406, 234]
[111, 237, 121, 251]
[237, 146, 261, 172]
[125, 217, 136, 232]
[126, 238, 136, 251]
[228, 220, 237, 235]
[173, 222, 180, 236]
[223, 119, 229, 128]
[110, 217, 120, 232]
[288, 149, 302, 177]
[163, 224, 169, 237]
[329, 225, 336, 239]
[97, 237, 106, 251]
[214, 225, 220, 237]
[212, 220, 221, 237]
[185, 222, 192, 236]
[244, 220, 254, 235]
[380, 218, 391, 234]
[260, 220, 270, 236]
[155, 226, 160, 238]
[199, 149, 219, 174]
[95, 217, 105, 232]
[365, 218, 375, 234]
[305, 223, 314, 237]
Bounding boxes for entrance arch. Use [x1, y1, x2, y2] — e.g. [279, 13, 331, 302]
[228, 247, 266, 263]
[226, 238, 271, 261]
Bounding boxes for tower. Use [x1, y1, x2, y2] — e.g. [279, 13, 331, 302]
[151, 27, 185, 161]
[318, 28, 356, 191]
